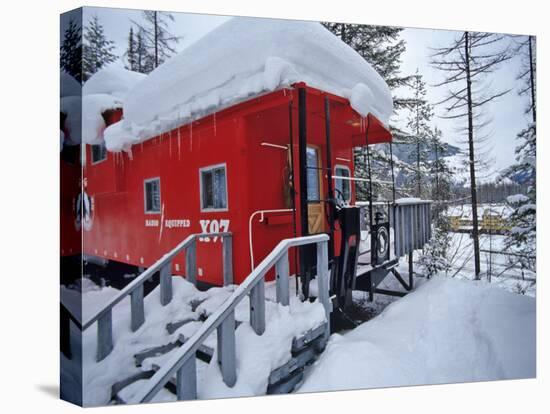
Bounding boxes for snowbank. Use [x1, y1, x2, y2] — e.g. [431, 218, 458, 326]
[446, 203, 514, 220]
[105, 17, 393, 152]
[299, 277, 535, 393]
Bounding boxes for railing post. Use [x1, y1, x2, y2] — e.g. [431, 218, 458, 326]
[186, 239, 197, 286]
[424, 204, 428, 244]
[176, 356, 197, 400]
[160, 261, 173, 306]
[402, 205, 407, 253]
[316, 240, 331, 339]
[97, 309, 113, 362]
[317, 240, 332, 340]
[408, 205, 414, 252]
[416, 205, 419, 249]
[222, 234, 233, 286]
[217, 310, 236, 387]
[428, 203, 432, 239]
[250, 278, 266, 335]
[275, 252, 290, 306]
[393, 206, 400, 257]
[130, 283, 145, 332]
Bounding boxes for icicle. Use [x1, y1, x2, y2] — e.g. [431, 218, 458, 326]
[177, 128, 181, 161]
[190, 122, 193, 151]
[213, 112, 217, 136]
[169, 130, 172, 158]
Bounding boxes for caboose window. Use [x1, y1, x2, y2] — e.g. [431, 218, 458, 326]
[334, 165, 351, 202]
[91, 143, 107, 164]
[306, 147, 320, 202]
[200, 164, 228, 211]
[144, 178, 161, 213]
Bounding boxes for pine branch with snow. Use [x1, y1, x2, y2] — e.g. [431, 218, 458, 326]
[82, 16, 117, 81]
[418, 228, 451, 278]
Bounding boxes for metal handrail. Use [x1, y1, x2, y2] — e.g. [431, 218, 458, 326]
[81, 232, 233, 361]
[129, 233, 331, 403]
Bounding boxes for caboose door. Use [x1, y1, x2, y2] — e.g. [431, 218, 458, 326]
[306, 146, 325, 234]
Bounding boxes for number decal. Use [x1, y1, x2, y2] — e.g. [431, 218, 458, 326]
[199, 219, 230, 243]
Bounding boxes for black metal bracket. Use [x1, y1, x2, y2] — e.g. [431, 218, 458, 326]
[390, 267, 414, 292]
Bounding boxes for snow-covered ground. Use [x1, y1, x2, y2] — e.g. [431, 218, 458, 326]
[62, 236, 536, 406]
[446, 203, 513, 220]
[444, 232, 536, 297]
[298, 276, 535, 393]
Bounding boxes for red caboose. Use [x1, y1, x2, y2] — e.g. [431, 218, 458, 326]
[83, 84, 391, 286]
[81, 18, 398, 289]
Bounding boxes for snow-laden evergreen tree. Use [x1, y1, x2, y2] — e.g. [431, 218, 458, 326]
[60, 19, 82, 83]
[134, 29, 148, 74]
[124, 27, 137, 71]
[132, 11, 180, 73]
[419, 227, 451, 278]
[322, 22, 416, 202]
[406, 71, 433, 198]
[82, 15, 117, 81]
[418, 127, 453, 278]
[322, 23, 412, 107]
[429, 126, 453, 222]
[431, 32, 511, 280]
[501, 35, 536, 272]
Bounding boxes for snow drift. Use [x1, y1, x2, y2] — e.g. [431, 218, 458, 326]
[298, 277, 535, 393]
[105, 17, 393, 152]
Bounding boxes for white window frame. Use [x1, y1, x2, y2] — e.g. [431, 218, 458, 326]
[144, 177, 162, 214]
[90, 142, 108, 165]
[199, 163, 229, 212]
[334, 164, 352, 202]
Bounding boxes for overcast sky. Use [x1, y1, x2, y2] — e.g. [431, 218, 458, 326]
[62, 6, 532, 176]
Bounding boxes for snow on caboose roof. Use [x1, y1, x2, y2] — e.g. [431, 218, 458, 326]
[82, 64, 146, 145]
[61, 64, 146, 146]
[105, 17, 393, 152]
[83, 63, 146, 100]
[60, 71, 81, 98]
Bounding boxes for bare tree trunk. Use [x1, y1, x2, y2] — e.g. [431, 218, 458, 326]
[528, 35, 536, 125]
[416, 115, 421, 198]
[434, 141, 440, 198]
[154, 11, 159, 68]
[465, 31, 481, 280]
[340, 24, 346, 43]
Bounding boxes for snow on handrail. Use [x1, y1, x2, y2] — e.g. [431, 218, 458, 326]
[129, 233, 331, 403]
